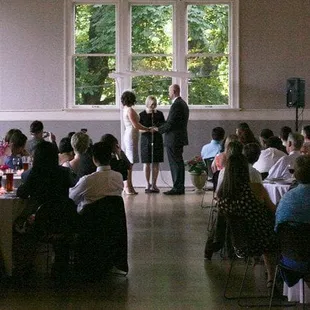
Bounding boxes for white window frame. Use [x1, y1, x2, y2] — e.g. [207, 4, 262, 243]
[66, 0, 239, 110]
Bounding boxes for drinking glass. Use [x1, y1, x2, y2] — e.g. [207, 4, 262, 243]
[288, 164, 295, 178]
[12, 157, 21, 171]
[5, 171, 14, 191]
[22, 156, 30, 171]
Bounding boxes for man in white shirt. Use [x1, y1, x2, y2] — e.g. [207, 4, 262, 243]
[253, 136, 286, 174]
[267, 133, 304, 180]
[69, 141, 124, 214]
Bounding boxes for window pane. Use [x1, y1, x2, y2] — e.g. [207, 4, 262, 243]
[75, 56, 116, 105]
[131, 5, 173, 54]
[188, 56, 229, 105]
[132, 56, 172, 71]
[132, 76, 172, 106]
[187, 4, 229, 54]
[75, 4, 115, 54]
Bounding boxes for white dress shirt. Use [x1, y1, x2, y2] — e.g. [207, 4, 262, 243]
[216, 164, 262, 192]
[69, 165, 123, 214]
[253, 147, 286, 173]
[267, 151, 300, 180]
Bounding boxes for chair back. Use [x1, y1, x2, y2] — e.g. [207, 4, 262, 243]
[277, 221, 310, 262]
[34, 198, 78, 239]
[204, 158, 214, 181]
[78, 195, 128, 273]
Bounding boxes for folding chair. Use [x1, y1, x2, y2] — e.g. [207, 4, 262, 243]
[269, 221, 310, 309]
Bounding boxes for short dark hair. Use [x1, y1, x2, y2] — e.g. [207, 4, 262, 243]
[30, 120, 44, 134]
[212, 127, 225, 141]
[303, 126, 310, 139]
[237, 122, 250, 130]
[33, 141, 58, 168]
[260, 128, 274, 140]
[59, 137, 73, 154]
[92, 142, 112, 165]
[243, 143, 261, 165]
[265, 136, 283, 150]
[121, 91, 136, 107]
[294, 155, 310, 184]
[280, 126, 292, 141]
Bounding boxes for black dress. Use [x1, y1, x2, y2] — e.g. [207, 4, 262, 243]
[139, 110, 165, 163]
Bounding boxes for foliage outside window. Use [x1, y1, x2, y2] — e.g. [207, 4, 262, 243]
[70, 1, 238, 108]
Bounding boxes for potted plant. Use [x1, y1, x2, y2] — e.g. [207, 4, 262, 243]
[185, 156, 208, 191]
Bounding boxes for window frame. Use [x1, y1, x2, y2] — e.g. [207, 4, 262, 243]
[66, 0, 239, 110]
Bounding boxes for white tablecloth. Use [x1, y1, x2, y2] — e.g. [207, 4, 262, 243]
[283, 279, 310, 303]
[263, 181, 291, 205]
[0, 195, 27, 276]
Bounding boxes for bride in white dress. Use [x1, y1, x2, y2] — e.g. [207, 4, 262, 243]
[121, 91, 150, 194]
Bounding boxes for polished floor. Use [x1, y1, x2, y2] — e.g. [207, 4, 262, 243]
[0, 187, 304, 309]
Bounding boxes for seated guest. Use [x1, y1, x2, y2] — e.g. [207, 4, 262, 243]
[211, 134, 238, 172]
[275, 155, 310, 287]
[259, 128, 274, 148]
[253, 136, 286, 174]
[62, 132, 90, 174]
[2, 129, 22, 156]
[69, 141, 124, 214]
[237, 127, 260, 146]
[15, 141, 77, 279]
[301, 142, 310, 155]
[4, 132, 28, 170]
[100, 134, 131, 182]
[201, 127, 225, 160]
[76, 144, 97, 178]
[58, 137, 74, 165]
[25, 120, 57, 155]
[235, 122, 250, 136]
[275, 155, 310, 230]
[279, 126, 292, 153]
[301, 125, 310, 143]
[217, 154, 277, 286]
[243, 142, 262, 183]
[17, 141, 77, 204]
[268, 132, 304, 180]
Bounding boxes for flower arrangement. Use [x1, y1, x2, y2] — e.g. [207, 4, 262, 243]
[185, 155, 207, 175]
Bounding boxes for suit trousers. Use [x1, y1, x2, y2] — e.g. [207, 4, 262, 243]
[166, 145, 185, 192]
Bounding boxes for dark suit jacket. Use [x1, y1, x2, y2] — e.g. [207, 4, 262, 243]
[158, 97, 189, 147]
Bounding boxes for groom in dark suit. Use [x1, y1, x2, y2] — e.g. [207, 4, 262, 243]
[156, 84, 189, 195]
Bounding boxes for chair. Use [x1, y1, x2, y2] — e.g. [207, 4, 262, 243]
[223, 215, 272, 307]
[269, 222, 310, 309]
[77, 195, 128, 280]
[34, 198, 78, 276]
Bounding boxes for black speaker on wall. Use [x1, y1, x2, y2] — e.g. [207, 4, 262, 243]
[286, 77, 305, 108]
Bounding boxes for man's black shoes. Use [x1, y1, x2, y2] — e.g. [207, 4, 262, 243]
[163, 189, 185, 195]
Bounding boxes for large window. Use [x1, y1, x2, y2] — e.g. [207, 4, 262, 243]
[68, 0, 239, 108]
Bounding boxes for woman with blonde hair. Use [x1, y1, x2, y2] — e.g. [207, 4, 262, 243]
[139, 96, 165, 193]
[62, 131, 90, 174]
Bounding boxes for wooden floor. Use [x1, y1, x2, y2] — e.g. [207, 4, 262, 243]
[0, 188, 304, 309]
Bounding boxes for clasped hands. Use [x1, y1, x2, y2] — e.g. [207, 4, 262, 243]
[148, 126, 159, 133]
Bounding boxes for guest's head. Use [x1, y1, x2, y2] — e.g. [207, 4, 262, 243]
[59, 137, 74, 154]
[217, 154, 249, 199]
[223, 134, 238, 152]
[121, 91, 136, 107]
[235, 122, 250, 135]
[294, 155, 310, 184]
[286, 132, 304, 153]
[71, 132, 90, 155]
[169, 84, 181, 100]
[243, 143, 261, 165]
[92, 142, 112, 166]
[67, 132, 76, 139]
[30, 120, 44, 138]
[266, 136, 284, 150]
[301, 125, 310, 142]
[212, 127, 225, 142]
[4, 129, 22, 143]
[237, 127, 257, 145]
[259, 128, 274, 148]
[9, 132, 27, 155]
[225, 141, 243, 158]
[32, 141, 59, 169]
[100, 133, 119, 154]
[301, 142, 310, 155]
[145, 95, 157, 111]
[279, 126, 292, 144]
